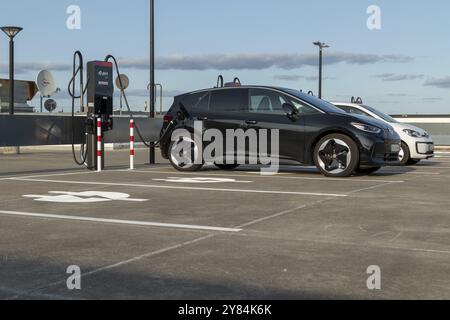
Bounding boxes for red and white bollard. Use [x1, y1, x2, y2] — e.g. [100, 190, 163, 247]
[130, 119, 135, 170]
[97, 118, 102, 172]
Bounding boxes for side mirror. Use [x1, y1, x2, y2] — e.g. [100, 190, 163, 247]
[282, 103, 299, 121]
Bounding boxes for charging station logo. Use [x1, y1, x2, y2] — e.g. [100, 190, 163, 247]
[23, 191, 147, 203]
[66, 5, 82, 30]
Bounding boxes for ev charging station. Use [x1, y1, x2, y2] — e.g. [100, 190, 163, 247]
[85, 61, 114, 171]
[0, 54, 163, 170]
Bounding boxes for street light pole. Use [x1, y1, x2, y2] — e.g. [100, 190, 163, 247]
[149, 0, 156, 165]
[8, 37, 14, 114]
[313, 41, 329, 99]
[1, 26, 22, 115]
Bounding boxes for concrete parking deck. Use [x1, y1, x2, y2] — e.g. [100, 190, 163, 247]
[0, 149, 449, 299]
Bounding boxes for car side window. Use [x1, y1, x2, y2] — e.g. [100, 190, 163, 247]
[289, 99, 320, 115]
[181, 92, 210, 111]
[210, 89, 247, 112]
[248, 89, 287, 114]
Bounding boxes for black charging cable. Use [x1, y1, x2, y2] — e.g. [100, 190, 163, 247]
[104, 54, 177, 148]
[67, 51, 93, 168]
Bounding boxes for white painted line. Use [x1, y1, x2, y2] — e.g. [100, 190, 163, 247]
[118, 170, 405, 184]
[383, 171, 441, 175]
[0, 170, 92, 181]
[0, 210, 242, 233]
[9, 178, 348, 197]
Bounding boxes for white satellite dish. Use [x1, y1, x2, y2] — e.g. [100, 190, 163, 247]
[115, 74, 129, 91]
[37, 70, 56, 97]
[44, 99, 57, 112]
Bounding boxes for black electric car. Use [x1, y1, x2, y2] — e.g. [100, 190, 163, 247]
[160, 85, 401, 177]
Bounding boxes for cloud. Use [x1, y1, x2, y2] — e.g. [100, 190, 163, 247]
[273, 74, 333, 82]
[0, 62, 72, 75]
[422, 97, 442, 102]
[273, 75, 304, 81]
[149, 52, 413, 71]
[424, 77, 450, 89]
[2, 52, 413, 75]
[120, 89, 184, 98]
[375, 73, 425, 81]
[387, 93, 415, 97]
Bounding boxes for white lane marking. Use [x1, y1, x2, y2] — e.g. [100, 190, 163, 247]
[8, 178, 348, 197]
[119, 170, 405, 184]
[382, 171, 441, 175]
[0, 210, 241, 233]
[0, 170, 92, 181]
[152, 177, 252, 184]
[23, 191, 147, 203]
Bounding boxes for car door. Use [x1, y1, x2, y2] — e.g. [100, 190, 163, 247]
[243, 88, 306, 162]
[203, 88, 249, 162]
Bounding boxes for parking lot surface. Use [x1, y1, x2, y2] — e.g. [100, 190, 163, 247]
[0, 149, 449, 299]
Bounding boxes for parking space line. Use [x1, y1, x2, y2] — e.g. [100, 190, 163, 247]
[8, 178, 348, 197]
[0, 170, 93, 181]
[118, 170, 405, 184]
[0, 210, 242, 233]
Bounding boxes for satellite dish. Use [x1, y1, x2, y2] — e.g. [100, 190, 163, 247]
[37, 70, 56, 97]
[44, 99, 57, 112]
[115, 74, 129, 91]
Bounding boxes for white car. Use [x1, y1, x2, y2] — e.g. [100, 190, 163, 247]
[333, 100, 434, 165]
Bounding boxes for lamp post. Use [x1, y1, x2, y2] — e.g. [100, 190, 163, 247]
[1, 26, 23, 115]
[149, 0, 156, 165]
[313, 41, 329, 99]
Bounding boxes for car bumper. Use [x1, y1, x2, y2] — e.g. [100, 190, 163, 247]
[359, 134, 401, 166]
[411, 139, 435, 159]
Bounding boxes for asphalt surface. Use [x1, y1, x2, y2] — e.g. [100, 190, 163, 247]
[0, 149, 449, 299]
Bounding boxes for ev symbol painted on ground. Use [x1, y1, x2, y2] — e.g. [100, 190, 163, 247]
[152, 177, 252, 184]
[23, 191, 147, 203]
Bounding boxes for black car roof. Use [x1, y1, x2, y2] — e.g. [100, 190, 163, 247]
[176, 86, 295, 98]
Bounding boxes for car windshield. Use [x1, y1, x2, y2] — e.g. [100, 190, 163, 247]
[281, 89, 347, 114]
[363, 105, 398, 123]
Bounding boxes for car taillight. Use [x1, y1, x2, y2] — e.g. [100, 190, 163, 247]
[163, 115, 174, 123]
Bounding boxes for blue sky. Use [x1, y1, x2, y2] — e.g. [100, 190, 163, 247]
[0, 0, 450, 114]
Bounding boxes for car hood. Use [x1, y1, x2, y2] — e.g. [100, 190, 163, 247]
[391, 122, 429, 135]
[332, 112, 393, 130]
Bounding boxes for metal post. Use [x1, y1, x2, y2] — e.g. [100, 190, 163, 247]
[149, 0, 156, 165]
[318, 48, 323, 99]
[40, 95, 43, 113]
[9, 39, 14, 115]
[97, 118, 102, 172]
[130, 119, 135, 170]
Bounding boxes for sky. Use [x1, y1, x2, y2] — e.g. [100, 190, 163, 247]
[0, 0, 450, 114]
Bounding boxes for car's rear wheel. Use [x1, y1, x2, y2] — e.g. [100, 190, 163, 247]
[314, 134, 359, 178]
[398, 142, 410, 166]
[214, 164, 240, 170]
[355, 166, 382, 174]
[168, 135, 203, 172]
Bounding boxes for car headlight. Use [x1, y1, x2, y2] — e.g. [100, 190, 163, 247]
[351, 122, 382, 134]
[403, 129, 422, 138]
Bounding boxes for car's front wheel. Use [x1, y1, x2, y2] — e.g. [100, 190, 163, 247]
[168, 135, 204, 172]
[314, 134, 359, 178]
[398, 142, 410, 166]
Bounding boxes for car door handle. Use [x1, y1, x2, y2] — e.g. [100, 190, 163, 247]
[245, 120, 258, 125]
[197, 116, 208, 121]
